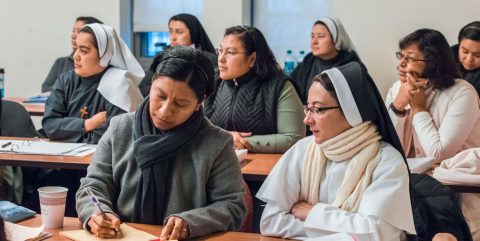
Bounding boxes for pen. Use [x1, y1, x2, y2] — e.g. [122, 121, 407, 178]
[86, 187, 123, 238]
[1, 142, 12, 148]
[85, 187, 111, 221]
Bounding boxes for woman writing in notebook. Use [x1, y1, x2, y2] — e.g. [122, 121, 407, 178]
[76, 47, 245, 240]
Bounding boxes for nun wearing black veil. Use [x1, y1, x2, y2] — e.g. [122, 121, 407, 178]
[256, 62, 416, 240]
[139, 13, 217, 96]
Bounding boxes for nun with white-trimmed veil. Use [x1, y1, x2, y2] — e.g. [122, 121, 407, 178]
[42, 23, 144, 144]
[290, 17, 362, 105]
[257, 61, 416, 240]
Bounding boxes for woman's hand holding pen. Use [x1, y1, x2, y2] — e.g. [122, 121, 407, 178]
[159, 216, 189, 241]
[87, 213, 122, 239]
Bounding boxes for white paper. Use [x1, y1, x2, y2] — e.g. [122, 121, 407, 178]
[4, 221, 44, 241]
[235, 149, 248, 162]
[0, 139, 95, 156]
[305, 233, 354, 241]
[407, 157, 435, 173]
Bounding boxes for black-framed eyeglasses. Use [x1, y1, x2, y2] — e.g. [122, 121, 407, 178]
[395, 51, 427, 63]
[303, 105, 340, 115]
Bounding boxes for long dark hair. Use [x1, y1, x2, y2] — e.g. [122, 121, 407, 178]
[399, 29, 459, 90]
[458, 21, 480, 42]
[224, 26, 282, 79]
[151, 46, 214, 102]
[76, 16, 103, 25]
[169, 13, 216, 53]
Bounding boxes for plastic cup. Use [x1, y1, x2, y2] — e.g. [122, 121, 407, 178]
[38, 186, 68, 228]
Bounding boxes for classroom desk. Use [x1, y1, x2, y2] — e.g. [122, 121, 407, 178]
[241, 154, 281, 181]
[0, 137, 92, 170]
[4, 97, 45, 116]
[18, 216, 289, 241]
[0, 140, 281, 179]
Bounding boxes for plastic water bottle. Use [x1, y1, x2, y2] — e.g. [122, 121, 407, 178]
[284, 50, 295, 75]
[297, 50, 305, 65]
[0, 68, 4, 98]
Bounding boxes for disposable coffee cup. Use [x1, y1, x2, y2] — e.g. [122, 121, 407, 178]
[38, 186, 68, 228]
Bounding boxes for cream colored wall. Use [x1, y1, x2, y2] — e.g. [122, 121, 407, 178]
[332, 0, 480, 97]
[1, 0, 477, 99]
[0, 0, 120, 98]
[203, 0, 251, 48]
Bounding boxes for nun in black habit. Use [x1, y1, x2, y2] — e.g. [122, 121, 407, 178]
[290, 17, 362, 105]
[42, 23, 144, 144]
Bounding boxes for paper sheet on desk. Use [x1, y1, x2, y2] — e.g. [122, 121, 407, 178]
[60, 223, 157, 241]
[235, 149, 248, 162]
[4, 221, 44, 241]
[0, 140, 95, 156]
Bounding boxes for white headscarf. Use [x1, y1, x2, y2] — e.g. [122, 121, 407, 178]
[83, 23, 144, 112]
[318, 17, 356, 52]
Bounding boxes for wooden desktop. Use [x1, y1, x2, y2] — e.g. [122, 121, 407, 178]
[19, 216, 290, 241]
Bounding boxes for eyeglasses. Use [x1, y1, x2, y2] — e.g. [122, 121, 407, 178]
[1, 137, 40, 152]
[216, 48, 247, 58]
[395, 51, 427, 63]
[303, 105, 340, 115]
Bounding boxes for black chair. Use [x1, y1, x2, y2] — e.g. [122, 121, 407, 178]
[0, 100, 37, 138]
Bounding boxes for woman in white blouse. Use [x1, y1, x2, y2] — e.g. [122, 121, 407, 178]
[257, 62, 416, 240]
[385, 28, 480, 240]
[385, 28, 480, 163]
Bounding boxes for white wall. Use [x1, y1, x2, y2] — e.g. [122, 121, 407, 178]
[203, 0, 251, 48]
[0, 0, 120, 98]
[332, 0, 480, 97]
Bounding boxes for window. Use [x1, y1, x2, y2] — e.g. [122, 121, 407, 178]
[133, 0, 204, 32]
[253, 0, 331, 64]
[138, 32, 170, 58]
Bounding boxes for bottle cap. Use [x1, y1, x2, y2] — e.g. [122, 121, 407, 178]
[0, 68, 4, 74]
[287, 50, 292, 54]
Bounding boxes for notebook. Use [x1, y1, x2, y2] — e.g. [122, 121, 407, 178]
[0, 139, 94, 156]
[0, 201, 36, 222]
[60, 223, 157, 241]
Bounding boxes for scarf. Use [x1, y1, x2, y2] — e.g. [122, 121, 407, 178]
[300, 121, 381, 212]
[132, 97, 204, 224]
[401, 87, 436, 157]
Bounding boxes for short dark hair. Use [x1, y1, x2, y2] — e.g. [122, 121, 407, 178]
[76, 16, 103, 25]
[224, 26, 282, 79]
[312, 73, 343, 113]
[79, 26, 99, 50]
[399, 28, 459, 90]
[151, 46, 214, 102]
[458, 21, 480, 42]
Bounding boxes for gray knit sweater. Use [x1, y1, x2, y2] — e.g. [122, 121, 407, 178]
[76, 112, 246, 238]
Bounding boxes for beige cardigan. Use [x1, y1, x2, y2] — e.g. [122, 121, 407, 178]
[385, 79, 480, 163]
